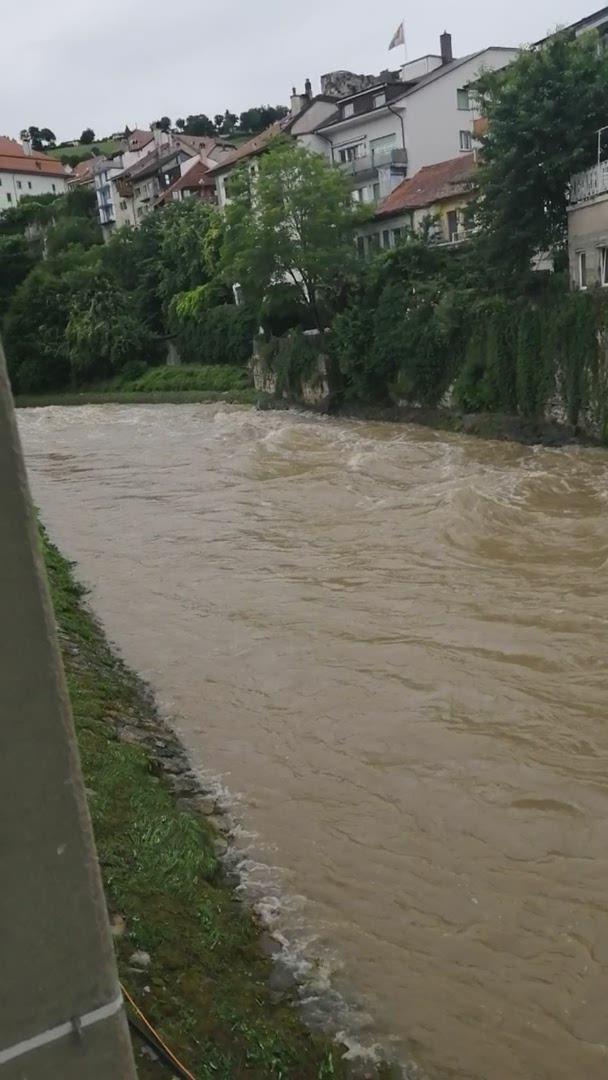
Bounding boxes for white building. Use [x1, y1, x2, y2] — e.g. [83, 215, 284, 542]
[210, 34, 518, 210]
[0, 135, 68, 211]
[313, 35, 519, 205]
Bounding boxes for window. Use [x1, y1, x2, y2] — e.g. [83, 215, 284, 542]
[373, 92, 386, 108]
[382, 229, 391, 248]
[28, 181, 32, 189]
[460, 130, 473, 151]
[338, 143, 364, 163]
[457, 88, 470, 111]
[52, 183, 56, 192]
[356, 236, 366, 257]
[6, 193, 12, 203]
[351, 189, 361, 203]
[393, 228, 402, 245]
[370, 133, 397, 166]
[578, 251, 587, 289]
[600, 247, 608, 286]
[447, 209, 459, 241]
[119, 200, 128, 211]
[368, 233, 381, 252]
[372, 182, 381, 201]
[342, 102, 354, 118]
[17, 180, 22, 189]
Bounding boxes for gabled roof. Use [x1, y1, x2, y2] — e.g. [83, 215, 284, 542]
[376, 153, 476, 219]
[124, 143, 187, 182]
[68, 158, 95, 186]
[156, 159, 215, 203]
[317, 48, 518, 131]
[126, 129, 154, 152]
[0, 136, 68, 178]
[208, 118, 291, 174]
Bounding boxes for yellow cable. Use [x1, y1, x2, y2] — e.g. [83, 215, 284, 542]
[121, 981, 197, 1080]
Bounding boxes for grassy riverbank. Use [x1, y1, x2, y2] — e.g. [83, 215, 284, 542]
[15, 364, 257, 408]
[44, 533, 377, 1079]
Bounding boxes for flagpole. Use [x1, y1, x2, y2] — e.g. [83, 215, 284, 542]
[403, 18, 407, 65]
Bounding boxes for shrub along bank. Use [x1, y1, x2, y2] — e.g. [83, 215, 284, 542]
[45, 531, 391, 1079]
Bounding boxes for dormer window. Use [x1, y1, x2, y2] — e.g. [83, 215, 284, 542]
[342, 102, 354, 118]
[373, 92, 386, 108]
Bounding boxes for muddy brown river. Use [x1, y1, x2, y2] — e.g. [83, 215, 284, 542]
[18, 403, 608, 1079]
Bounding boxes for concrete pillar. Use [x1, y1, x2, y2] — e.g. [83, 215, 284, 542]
[0, 342, 136, 1079]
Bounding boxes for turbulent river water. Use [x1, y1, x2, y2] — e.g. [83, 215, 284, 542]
[18, 403, 608, 1080]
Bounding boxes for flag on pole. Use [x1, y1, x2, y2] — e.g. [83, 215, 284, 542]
[389, 22, 405, 50]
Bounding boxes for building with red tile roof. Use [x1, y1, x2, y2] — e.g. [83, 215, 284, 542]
[0, 137, 68, 210]
[358, 153, 477, 254]
[67, 158, 95, 190]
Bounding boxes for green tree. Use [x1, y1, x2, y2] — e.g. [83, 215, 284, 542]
[154, 116, 172, 133]
[183, 114, 215, 137]
[223, 138, 367, 326]
[176, 118, 186, 131]
[473, 30, 608, 277]
[45, 216, 103, 256]
[26, 126, 56, 150]
[80, 127, 95, 144]
[239, 105, 288, 134]
[4, 248, 98, 392]
[219, 110, 238, 135]
[0, 235, 36, 316]
[66, 269, 152, 383]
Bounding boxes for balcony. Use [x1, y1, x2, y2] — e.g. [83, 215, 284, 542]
[339, 147, 408, 176]
[570, 161, 608, 204]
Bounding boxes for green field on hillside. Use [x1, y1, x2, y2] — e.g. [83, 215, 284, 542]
[49, 139, 122, 164]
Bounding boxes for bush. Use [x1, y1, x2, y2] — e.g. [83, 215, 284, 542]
[172, 302, 256, 366]
[260, 284, 318, 338]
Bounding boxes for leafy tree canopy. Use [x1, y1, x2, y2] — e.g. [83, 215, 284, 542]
[473, 30, 608, 278]
[182, 114, 216, 137]
[239, 105, 288, 134]
[80, 128, 95, 144]
[25, 125, 56, 150]
[222, 138, 369, 325]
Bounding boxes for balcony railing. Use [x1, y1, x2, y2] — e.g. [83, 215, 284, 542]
[570, 162, 608, 204]
[339, 147, 408, 175]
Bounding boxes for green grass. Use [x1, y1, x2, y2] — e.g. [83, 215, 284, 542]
[44, 534, 388, 1079]
[119, 364, 250, 394]
[14, 365, 257, 408]
[48, 139, 122, 163]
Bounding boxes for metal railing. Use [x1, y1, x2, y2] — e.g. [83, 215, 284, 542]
[570, 161, 608, 204]
[339, 146, 408, 175]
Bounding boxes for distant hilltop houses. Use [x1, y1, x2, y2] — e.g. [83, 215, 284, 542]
[2, 5, 607, 270]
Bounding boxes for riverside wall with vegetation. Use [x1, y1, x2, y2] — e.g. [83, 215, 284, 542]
[45, 530, 394, 1079]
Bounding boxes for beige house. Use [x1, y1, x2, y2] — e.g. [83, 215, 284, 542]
[357, 153, 477, 253]
[568, 157, 608, 289]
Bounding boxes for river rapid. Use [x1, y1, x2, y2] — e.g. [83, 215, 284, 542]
[18, 403, 608, 1079]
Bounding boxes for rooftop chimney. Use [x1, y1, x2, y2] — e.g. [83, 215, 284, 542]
[290, 86, 309, 115]
[440, 31, 453, 65]
[305, 78, 312, 98]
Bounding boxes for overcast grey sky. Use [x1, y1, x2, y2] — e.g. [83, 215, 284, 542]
[0, 1, 600, 141]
